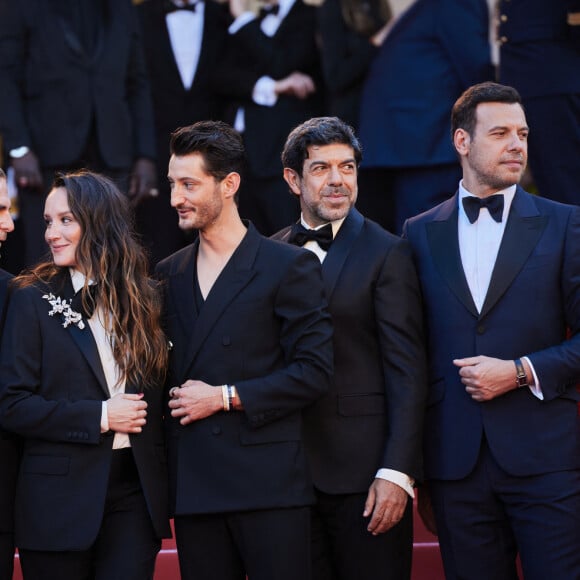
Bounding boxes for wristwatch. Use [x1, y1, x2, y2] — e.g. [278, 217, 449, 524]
[9, 146, 30, 159]
[514, 358, 528, 388]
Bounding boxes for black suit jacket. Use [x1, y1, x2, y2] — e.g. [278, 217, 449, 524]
[155, 224, 333, 515]
[0, 269, 19, 541]
[0, 271, 170, 550]
[212, 0, 324, 178]
[138, 0, 230, 172]
[0, 0, 155, 168]
[274, 209, 427, 493]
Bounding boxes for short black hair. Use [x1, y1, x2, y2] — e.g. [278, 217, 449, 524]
[282, 116, 362, 175]
[170, 120, 245, 181]
[451, 82, 523, 139]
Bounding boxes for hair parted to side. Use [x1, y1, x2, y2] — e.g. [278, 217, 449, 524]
[170, 120, 245, 181]
[17, 170, 168, 388]
[451, 82, 523, 139]
[281, 116, 363, 176]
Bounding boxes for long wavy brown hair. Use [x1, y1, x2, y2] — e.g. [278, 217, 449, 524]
[17, 170, 168, 388]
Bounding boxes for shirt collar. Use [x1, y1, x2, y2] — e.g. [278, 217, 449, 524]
[300, 214, 346, 239]
[458, 181, 517, 224]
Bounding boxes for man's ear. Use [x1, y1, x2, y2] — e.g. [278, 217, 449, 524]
[283, 168, 301, 196]
[222, 172, 241, 199]
[454, 128, 470, 157]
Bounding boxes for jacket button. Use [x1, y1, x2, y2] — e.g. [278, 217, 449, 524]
[500, 14, 508, 22]
[477, 324, 486, 334]
[212, 426, 222, 435]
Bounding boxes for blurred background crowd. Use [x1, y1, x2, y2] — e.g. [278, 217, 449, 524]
[0, 0, 578, 274]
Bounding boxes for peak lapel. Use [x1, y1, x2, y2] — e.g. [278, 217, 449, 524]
[182, 225, 260, 376]
[426, 194, 478, 317]
[480, 188, 547, 319]
[321, 208, 364, 299]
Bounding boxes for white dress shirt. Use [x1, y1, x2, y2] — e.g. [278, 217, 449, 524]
[457, 182, 542, 399]
[70, 269, 130, 448]
[166, 0, 205, 90]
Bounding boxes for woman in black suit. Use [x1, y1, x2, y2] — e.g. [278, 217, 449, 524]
[0, 171, 170, 580]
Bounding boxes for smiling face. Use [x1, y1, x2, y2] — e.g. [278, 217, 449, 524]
[283, 143, 358, 227]
[0, 178, 15, 250]
[44, 187, 82, 269]
[455, 101, 529, 197]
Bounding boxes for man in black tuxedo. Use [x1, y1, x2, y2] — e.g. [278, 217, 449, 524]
[0, 0, 157, 269]
[211, 0, 323, 236]
[273, 117, 427, 580]
[137, 0, 231, 264]
[0, 167, 17, 579]
[155, 120, 333, 580]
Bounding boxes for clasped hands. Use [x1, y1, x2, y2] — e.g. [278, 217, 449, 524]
[106, 393, 148, 433]
[168, 380, 223, 425]
[454, 355, 527, 402]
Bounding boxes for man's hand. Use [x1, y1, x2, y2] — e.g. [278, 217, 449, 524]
[454, 355, 520, 402]
[12, 151, 43, 190]
[106, 393, 147, 433]
[128, 157, 158, 205]
[363, 478, 408, 536]
[275, 72, 316, 100]
[168, 380, 223, 425]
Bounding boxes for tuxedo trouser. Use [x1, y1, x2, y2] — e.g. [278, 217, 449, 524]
[174, 506, 311, 580]
[19, 449, 160, 580]
[429, 438, 580, 580]
[311, 489, 413, 580]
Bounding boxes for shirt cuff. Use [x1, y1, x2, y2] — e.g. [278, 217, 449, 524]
[229, 11, 256, 34]
[101, 401, 110, 433]
[253, 76, 277, 106]
[522, 356, 543, 400]
[375, 468, 415, 498]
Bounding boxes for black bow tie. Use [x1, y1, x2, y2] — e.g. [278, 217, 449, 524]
[288, 223, 333, 251]
[71, 284, 98, 320]
[164, 1, 198, 14]
[462, 194, 504, 224]
[258, 3, 279, 19]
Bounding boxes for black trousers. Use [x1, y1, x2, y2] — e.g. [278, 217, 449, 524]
[19, 449, 160, 580]
[175, 506, 311, 580]
[310, 489, 413, 580]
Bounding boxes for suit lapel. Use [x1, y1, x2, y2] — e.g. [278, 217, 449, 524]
[426, 194, 479, 317]
[480, 187, 548, 318]
[55, 275, 109, 397]
[322, 208, 364, 299]
[181, 225, 260, 377]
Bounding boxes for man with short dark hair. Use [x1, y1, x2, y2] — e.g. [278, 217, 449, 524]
[404, 82, 580, 579]
[275, 117, 426, 580]
[155, 120, 333, 580]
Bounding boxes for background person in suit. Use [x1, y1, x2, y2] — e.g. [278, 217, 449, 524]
[0, 167, 17, 580]
[497, 0, 580, 205]
[0, 0, 158, 270]
[155, 120, 333, 580]
[0, 171, 170, 580]
[211, 0, 323, 236]
[357, 0, 493, 234]
[404, 82, 580, 580]
[136, 0, 232, 265]
[274, 117, 426, 580]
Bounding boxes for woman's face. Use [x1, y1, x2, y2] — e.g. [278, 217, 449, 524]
[44, 187, 82, 270]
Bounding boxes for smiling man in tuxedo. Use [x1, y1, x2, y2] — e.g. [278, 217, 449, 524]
[274, 117, 426, 580]
[404, 82, 580, 579]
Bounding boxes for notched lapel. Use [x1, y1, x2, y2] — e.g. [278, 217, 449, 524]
[322, 208, 364, 298]
[426, 198, 478, 317]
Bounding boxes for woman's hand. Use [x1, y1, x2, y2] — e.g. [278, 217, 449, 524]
[106, 393, 148, 433]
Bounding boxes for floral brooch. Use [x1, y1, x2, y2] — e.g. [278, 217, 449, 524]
[42, 293, 86, 330]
